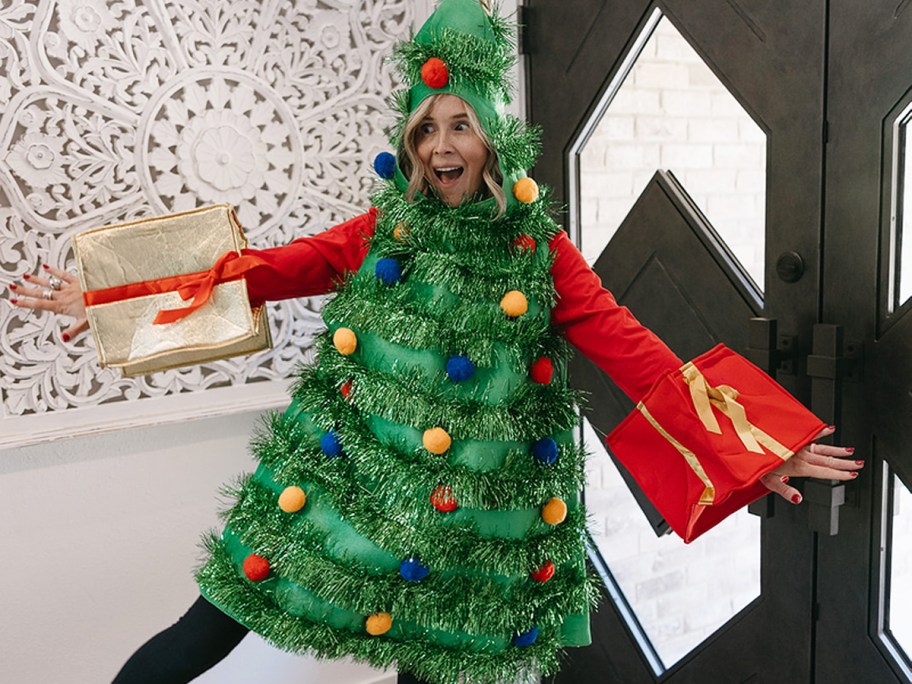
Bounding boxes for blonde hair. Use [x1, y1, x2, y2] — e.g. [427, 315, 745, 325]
[399, 95, 506, 216]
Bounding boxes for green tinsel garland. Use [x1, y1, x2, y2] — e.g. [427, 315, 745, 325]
[197, 539, 565, 684]
[255, 400, 587, 514]
[299, 349, 580, 442]
[222, 461, 589, 578]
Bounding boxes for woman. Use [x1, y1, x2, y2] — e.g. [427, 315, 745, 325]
[8, 2, 860, 683]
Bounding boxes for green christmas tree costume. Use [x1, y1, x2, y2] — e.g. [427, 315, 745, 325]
[197, 2, 597, 682]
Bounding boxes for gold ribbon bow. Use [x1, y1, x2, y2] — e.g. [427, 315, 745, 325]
[681, 362, 764, 454]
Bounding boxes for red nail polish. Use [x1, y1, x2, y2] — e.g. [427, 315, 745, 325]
[8, 284, 16, 291]
[846, 447, 855, 454]
[22, 274, 30, 280]
[827, 425, 836, 430]
[855, 460, 864, 466]
[780, 476, 790, 483]
[9, 298, 17, 304]
[791, 494, 802, 504]
[42, 264, 49, 270]
[851, 471, 858, 478]
[62, 333, 70, 342]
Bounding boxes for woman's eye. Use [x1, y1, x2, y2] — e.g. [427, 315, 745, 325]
[454, 122, 468, 131]
[420, 123, 434, 135]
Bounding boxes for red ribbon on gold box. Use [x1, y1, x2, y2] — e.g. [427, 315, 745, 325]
[73, 205, 272, 377]
[606, 344, 825, 542]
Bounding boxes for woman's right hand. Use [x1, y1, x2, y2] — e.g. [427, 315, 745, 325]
[8, 265, 88, 341]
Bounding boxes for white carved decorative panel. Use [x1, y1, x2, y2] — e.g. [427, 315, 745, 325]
[0, 0, 413, 447]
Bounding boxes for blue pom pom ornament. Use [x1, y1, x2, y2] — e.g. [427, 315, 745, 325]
[399, 556, 430, 582]
[445, 355, 475, 382]
[373, 152, 396, 180]
[512, 626, 539, 648]
[532, 437, 559, 465]
[320, 431, 343, 457]
[375, 258, 403, 285]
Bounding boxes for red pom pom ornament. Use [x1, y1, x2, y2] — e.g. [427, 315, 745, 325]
[512, 234, 537, 253]
[530, 357, 554, 384]
[421, 58, 449, 88]
[531, 560, 555, 583]
[340, 379, 353, 399]
[430, 485, 458, 512]
[243, 554, 270, 581]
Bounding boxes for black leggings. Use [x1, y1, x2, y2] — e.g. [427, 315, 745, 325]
[112, 595, 429, 683]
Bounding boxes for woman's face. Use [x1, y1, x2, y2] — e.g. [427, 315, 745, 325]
[415, 95, 489, 207]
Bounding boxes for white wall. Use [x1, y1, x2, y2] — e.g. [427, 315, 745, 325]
[0, 410, 395, 683]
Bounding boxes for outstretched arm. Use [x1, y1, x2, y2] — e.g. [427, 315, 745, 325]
[547, 231, 861, 511]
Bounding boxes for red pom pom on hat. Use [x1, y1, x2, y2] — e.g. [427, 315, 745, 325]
[530, 357, 554, 384]
[243, 554, 270, 581]
[421, 58, 449, 88]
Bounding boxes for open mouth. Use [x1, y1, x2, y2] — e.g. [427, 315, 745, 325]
[434, 166, 464, 183]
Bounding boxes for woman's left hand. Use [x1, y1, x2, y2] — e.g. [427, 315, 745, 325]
[760, 426, 862, 504]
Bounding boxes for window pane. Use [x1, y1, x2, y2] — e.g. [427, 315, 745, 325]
[896, 111, 912, 309]
[583, 418, 760, 668]
[579, 14, 766, 289]
[887, 473, 912, 655]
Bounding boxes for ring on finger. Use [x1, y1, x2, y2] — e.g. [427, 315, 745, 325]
[48, 275, 63, 291]
[42, 288, 54, 300]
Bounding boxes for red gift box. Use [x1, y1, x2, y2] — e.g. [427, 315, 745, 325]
[606, 344, 825, 542]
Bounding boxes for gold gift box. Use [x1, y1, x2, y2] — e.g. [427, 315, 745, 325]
[73, 205, 272, 377]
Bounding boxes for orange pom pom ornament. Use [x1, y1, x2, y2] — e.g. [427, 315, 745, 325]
[541, 497, 568, 525]
[423, 427, 452, 455]
[513, 177, 539, 204]
[333, 327, 357, 355]
[278, 486, 307, 513]
[365, 612, 393, 636]
[500, 290, 529, 317]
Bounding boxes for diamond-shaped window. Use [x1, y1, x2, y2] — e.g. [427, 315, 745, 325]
[575, 10, 766, 291]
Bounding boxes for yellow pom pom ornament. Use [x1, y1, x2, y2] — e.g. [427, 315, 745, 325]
[365, 612, 393, 636]
[393, 222, 410, 241]
[423, 427, 452, 455]
[278, 486, 307, 513]
[333, 327, 357, 355]
[541, 497, 568, 525]
[513, 177, 539, 204]
[500, 290, 529, 317]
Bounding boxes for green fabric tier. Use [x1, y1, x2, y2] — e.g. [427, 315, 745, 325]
[196, 188, 596, 684]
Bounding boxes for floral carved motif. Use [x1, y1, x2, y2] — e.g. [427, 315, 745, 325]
[0, 0, 411, 423]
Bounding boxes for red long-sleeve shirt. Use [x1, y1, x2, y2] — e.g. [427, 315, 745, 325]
[243, 209, 681, 402]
